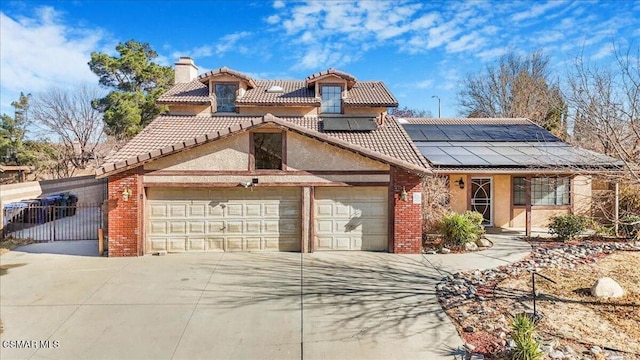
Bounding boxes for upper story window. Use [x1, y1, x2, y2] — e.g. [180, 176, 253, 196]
[253, 132, 283, 170]
[320, 85, 342, 113]
[215, 83, 237, 112]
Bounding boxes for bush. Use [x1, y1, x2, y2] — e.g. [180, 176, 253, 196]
[510, 313, 543, 360]
[438, 211, 485, 246]
[620, 214, 640, 240]
[548, 214, 588, 241]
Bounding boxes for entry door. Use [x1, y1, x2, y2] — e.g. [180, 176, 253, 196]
[471, 178, 492, 225]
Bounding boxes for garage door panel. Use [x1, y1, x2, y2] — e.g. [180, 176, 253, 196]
[314, 187, 387, 251]
[147, 187, 301, 253]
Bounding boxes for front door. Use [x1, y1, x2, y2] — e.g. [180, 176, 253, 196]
[471, 177, 492, 225]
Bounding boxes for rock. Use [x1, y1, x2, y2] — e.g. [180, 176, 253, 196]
[439, 247, 451, 254]
[590, 346, 602, 355]
[463, 343, 476, 352]
[464, 325, 475, 332]
[549, 350, 565, 359]
[590, 277, 624, 298]
[465, 242, 479, 251]
[476, 238, 492, 247]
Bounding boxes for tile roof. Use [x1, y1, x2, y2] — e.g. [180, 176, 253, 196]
[305, 68, 357, 88]
[156, 81, 210, 104]
[236, 80, 318, 106]
[198, 66, 257, 88]
[98, 115, 430, 177]
[160, 69, 397, 107]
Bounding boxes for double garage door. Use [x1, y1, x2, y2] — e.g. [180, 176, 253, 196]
[146, 187, 387, 253]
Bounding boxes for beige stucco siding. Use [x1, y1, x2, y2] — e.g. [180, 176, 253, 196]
[239, 106, 317, 117]
[167, 105, 211, 116]
[343, 107, 387, 117]
[144, 134, 250, 171]
[493, 175, 511, 228]
[511, 207, 571, 228]
[144, 174, 390, 185]
[448, 174, 467, 214]
[572, 175, 592, 216]
[287, 132, 389, 171]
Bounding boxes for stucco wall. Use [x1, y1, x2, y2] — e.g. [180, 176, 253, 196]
[287, 132, 389, 171]
[448, 174, 467, 214]
[239, 107, 317, 117]
[144, 134, 250, 171]
[573, 175, 592, 216]
[144, 174, 390, 185]
[493, 175, 511, 227]
[168, 104, 211, 116]
[343, 107, 387, 117]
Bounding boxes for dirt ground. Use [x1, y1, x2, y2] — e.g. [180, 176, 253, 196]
[447, 250, 640, 359]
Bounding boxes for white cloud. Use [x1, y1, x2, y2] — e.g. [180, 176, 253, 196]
[414, 79, 434, 89]
[266, 14, 280, 24]
[445, 33, 485, 53]
[427, 21, 461, 49]
[592, 43, 614, 60]
[0, 7, 105, 114]
[215, 31, 252, 55]
[477, 46, 509, 61]
[511, 0, 567, 22]
[273, 0, 285, 9]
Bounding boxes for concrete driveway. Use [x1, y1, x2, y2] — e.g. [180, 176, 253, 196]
[0, 241, 470, 360]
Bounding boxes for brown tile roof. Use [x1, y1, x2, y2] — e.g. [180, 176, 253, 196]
[344, 82, 398, 107]
[402, 117, 532, 125]
[97, 114, 430, 177]
[156, 81, 210, 104]
[305, 68, 357, 88]
[198, 66, 257, 88]
[236, 80, 319, 106]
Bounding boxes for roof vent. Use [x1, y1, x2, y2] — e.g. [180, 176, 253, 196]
[266, 85, 284, 93]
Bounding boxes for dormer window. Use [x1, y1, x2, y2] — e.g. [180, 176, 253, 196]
[215, 83, 237, 112]
[320, 85, 342, 114]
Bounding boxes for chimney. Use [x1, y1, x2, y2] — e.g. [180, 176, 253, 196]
[174, 57, 198, 83]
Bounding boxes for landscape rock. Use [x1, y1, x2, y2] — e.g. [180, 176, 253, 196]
[590, 277, 624, 298]
[464, 325, 475, 332]
[476, 238, 492, 247]
[439, 247, 451, 254]
[549, 350, 565, 359]
[465, 242, 479, 251]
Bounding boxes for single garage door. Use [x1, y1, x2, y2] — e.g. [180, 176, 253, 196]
[146, 187, 300, 253]
[314, 187, 388, 251]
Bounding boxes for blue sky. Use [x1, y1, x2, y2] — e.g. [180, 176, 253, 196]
[1, 0, 639, 119]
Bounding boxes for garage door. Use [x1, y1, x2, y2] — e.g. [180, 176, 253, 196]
[314, 187, 388, 251]
[146, 187, 300, 253]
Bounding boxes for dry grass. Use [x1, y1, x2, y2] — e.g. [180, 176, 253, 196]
[503, 252, 640, 355]
[0, 238, 35, 255]
[446, 250, 640, 359]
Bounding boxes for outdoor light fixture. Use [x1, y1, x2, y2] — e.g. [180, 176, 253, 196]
[455, 177, 465, 189]
[122, 187, 132, 201]
[400, 187, 408, 201]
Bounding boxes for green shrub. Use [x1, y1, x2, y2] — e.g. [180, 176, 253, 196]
[620, 214, 640, 240]
[509, 313, 543, 360]
[438, 211, 485, 246]
[548, 214, 588, 241]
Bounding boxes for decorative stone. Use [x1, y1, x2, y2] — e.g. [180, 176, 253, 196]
[465, 242, 479, 251]
[476, 238, 492, 247]
[590, 277, 624, 298]
[464, 325, 475, 333]
[549, 350, 565, 359]
[439, 248, 451, 254]
[590, 346, 602, 355]
[463, 343, 476, 352]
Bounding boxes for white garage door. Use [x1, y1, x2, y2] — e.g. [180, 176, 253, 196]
[314, 187, 388, 251]
[146, 187, 300, 253]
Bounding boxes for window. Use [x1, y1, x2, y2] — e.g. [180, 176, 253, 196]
[321, 85, 342, 113]
[215, 83, 236, 112]
[513, 177, 571, 206]
[253, 133, 283, 170]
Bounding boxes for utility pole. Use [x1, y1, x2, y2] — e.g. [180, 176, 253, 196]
[431, 95, 441, 118]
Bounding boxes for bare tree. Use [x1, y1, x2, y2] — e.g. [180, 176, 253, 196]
[389, 106, 433, 118]
[565, 44, 640, 184]
[30, 85, 107, 170]
[458, 50, 567, 137]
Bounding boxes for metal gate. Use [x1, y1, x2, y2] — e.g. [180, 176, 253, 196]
[2, 204, 103, 241]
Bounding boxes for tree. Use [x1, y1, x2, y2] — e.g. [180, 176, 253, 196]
[565, 44, 640, 184]
[30, 85, 107, 169]
[389, 106, 433, 118]
[0, 93, 37, 166]
[88, 40, 173, 140]
[457, 51, 567, 137]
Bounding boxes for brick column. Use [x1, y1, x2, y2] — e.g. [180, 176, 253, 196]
[107, 169, 141, 257]
[392, 169, 423, 254]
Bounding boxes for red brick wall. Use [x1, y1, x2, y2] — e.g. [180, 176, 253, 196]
[107, 169, 141, 257]
[392, 169, 423, 254]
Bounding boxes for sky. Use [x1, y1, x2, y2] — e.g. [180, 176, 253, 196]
[1, 0, 639, 119]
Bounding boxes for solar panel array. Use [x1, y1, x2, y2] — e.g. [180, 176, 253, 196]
[403, 123, 619, 167]
[403, 124, 560, 142]
[323, 117, 377, 131]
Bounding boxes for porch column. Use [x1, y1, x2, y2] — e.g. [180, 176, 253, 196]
[525, 176, 532, 237]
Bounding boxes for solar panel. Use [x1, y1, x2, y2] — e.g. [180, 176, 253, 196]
[322, 117, 377, 131]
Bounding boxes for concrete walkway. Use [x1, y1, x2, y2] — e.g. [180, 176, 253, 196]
[0, 235, 531, 360]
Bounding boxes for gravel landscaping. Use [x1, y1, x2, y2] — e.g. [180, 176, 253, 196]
[437, 240, 640, 359]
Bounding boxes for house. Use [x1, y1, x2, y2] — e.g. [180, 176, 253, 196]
[402, 117, 621, 234]
[96, 57, 429, 256]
